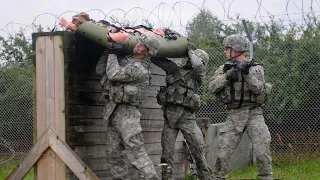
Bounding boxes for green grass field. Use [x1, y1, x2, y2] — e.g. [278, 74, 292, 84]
[228, 154, 320, 180]
[2, 154, 320, 180]
[0, 159, 34, 180]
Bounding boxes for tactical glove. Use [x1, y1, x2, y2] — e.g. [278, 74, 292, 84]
[239, 60, 251, 75]
[225, 68, 238, 81]
[187, 43, 197, 51]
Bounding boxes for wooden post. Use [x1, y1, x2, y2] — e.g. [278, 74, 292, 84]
[34, 35, 66, 180]
[7, 32, 98, 180]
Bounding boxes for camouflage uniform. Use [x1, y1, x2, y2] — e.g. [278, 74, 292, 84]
[96, 34, 160, 180]
[151, 49, 213, 180]
[208, 34, 273, 180]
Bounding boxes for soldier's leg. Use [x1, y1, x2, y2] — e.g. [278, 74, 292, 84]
[106, 124, 129, 180]
[178, 118, 212, 180]
[161, 105, 183, 172]
[113, 105, 158, 179]
[214, 127, 242, 180]
[246, 112, 272, 180]
[160, 119, 179, 170]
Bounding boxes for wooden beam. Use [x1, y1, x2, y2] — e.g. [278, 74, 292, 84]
[49, 128, 99, 180]
[6, 128, 50, 180]
[6, 127, 98, 180]
[34, 35, 66, 179]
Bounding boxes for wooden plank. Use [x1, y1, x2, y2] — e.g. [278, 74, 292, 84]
[67, 91, 161, 108]
[150, 63, 166, 75]
[68, 131, 184, 145]
[150, 74, 166, 86]
[67, 105, 164, 120]
[35, 36, 51, 180]
[48, 128, 99, 180]
[68, 119, 164, 133]
[53, 34, 67, 180]
[35, 35, 67, 180]
[66, 74, 165, 92]
[71, 142, 184, 159]
[6, 128, 50, 180]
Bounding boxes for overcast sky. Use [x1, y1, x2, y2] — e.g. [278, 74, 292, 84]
[0, 0, 318, 37]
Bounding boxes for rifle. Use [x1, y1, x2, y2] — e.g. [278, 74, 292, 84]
[184, 139, 197, 178]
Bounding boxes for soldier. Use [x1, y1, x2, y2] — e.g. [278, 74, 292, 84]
[151, 44, 213, 180]
[96, 34, 160, 180]
[208, 34, 273, 180]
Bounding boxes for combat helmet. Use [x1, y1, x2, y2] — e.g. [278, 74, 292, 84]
[194, 49, 209, 66]
[138, 34, 160, 56]
[223, 34, 249, 52]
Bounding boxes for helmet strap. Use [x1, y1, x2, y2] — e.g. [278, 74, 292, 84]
[228, 48, 244, 61]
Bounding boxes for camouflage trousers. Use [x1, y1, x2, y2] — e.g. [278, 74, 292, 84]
[161, 104, 212, 180]
[213, 106, 273, 180]
[106, 104, 158, 180]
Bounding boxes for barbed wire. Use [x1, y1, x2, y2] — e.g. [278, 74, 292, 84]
[1, 0, 320, 39]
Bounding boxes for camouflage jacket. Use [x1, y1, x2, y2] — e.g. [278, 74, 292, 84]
[151, 51, 205, 111]
[96, 50, 151, 106]
[208, 60, 267, 107]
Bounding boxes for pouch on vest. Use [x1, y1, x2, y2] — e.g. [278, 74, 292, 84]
[123, 85, 138, 104]
[189, 93, 201, 110]
[166, 86, 176, 102]
[256, 83, 272, 104]
[219, 86, 231, 104]
[183, 89, 192, 107]
[233, 82, 251, 101]
[174, 86, 187, 104]
[110, 86, 124, 103]
[157, 86, 167, 105]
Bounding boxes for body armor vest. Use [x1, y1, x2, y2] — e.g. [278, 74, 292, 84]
[157, 68, 201, 111]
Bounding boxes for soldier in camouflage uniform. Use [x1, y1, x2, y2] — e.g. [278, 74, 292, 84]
[208, 34, 273, 180]
[151, 44, 213, 180]
[96, 34, 160, 180]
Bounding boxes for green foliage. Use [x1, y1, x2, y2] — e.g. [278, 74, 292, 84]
[0, 158, 34, 179]
[0, 29, 33, 67]
[184, 170, 197, 180]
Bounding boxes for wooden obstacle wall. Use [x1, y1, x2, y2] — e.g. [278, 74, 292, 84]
[53, 31, 186, 179]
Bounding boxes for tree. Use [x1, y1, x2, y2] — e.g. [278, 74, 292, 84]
[0, 28, 33, 67]
[186, 9, 224, 49]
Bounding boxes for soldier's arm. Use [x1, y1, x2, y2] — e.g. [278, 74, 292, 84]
[95, 49, 109, 75]
[150, 56, 178, 75]
[208, 65, 229, 94]
[243, 65, 265, 94]
[188, 50, 206, 76]
[106, 54, 147, 82]
[188, 50, 206, 83]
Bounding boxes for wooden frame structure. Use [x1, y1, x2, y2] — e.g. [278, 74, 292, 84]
[6, 34, 98, 180]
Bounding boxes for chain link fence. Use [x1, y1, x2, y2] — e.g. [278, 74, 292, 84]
[0, 62, 34, 179]
[1, 23, 320, 179]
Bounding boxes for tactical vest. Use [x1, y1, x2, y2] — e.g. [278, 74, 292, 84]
[108, 81, 149, 106]
[101, 59, 150, 106]
[157, 68, 201, 111]
[217, 80, 272, 107]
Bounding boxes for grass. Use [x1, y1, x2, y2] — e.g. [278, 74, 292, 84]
[0, 158, 34, 180]
[2, 154, 320, 180]
[227, 154, 320, 180]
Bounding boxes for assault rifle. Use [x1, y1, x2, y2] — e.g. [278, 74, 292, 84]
[184, 139, 197, 178]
